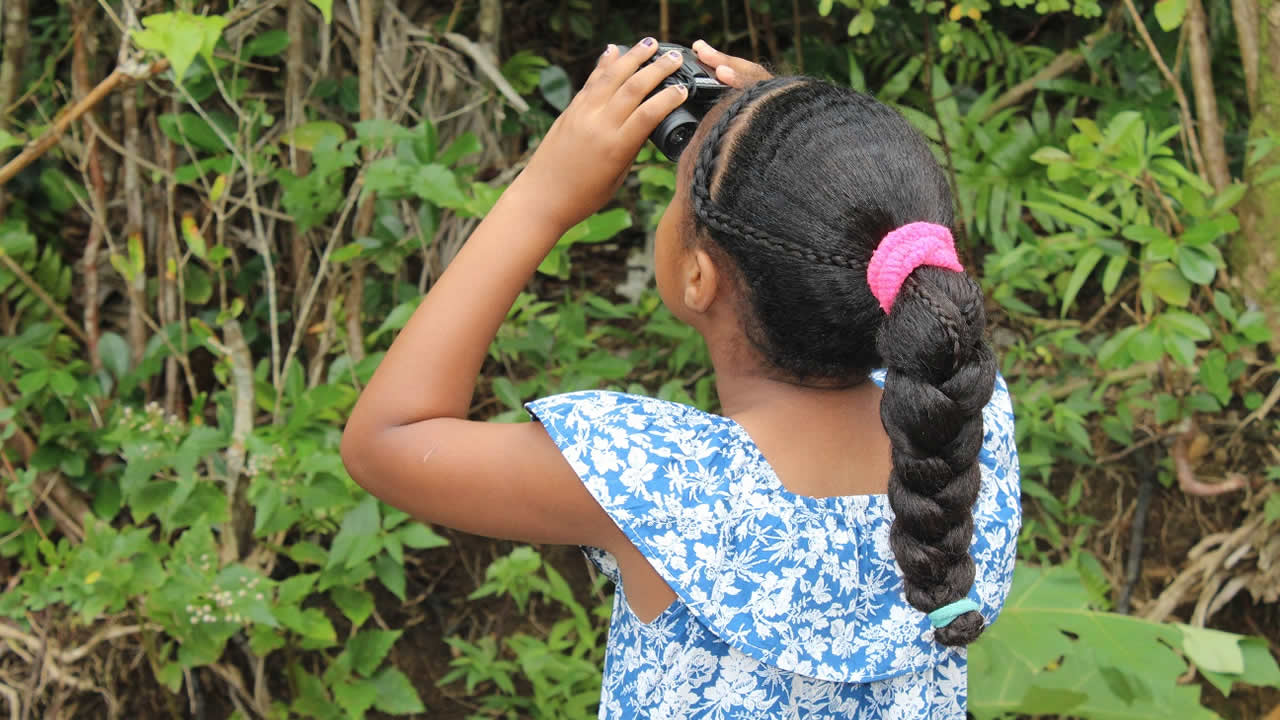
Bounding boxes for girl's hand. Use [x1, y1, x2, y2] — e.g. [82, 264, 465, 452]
[515, 40, 690, 232]
[691, 39, 772, 88]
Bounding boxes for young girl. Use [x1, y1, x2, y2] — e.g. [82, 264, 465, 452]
[342, 38, 1021, 719]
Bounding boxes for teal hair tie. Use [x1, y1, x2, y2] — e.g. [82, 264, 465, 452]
[927, 599, 980, 628]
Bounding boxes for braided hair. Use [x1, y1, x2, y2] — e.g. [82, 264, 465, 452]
[689, 78, 997, 646]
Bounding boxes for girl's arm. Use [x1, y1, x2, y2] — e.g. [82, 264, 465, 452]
[340, 41, 687, 547]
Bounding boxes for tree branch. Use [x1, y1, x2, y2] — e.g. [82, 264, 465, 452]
[1186, 0, 1230, 191]
[0, 60, 168, 188]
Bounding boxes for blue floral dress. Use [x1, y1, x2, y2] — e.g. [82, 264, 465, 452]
[525, 370, 1021, 719]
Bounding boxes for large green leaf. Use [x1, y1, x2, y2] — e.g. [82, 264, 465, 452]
[970, 565, 1218, 720]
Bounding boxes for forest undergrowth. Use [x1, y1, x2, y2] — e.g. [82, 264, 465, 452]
[0, 1, 1278, 718]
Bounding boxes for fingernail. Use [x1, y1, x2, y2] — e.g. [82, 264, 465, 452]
[602, 44, 614, 56]
[666, 50, 682, 61]
[642, 37, 656, 47]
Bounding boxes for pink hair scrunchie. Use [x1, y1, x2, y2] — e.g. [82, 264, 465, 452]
[866, 222, 964, 313]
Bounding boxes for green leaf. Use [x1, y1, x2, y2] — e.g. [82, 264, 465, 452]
[1030, 147, 1072, 164]
[184, 265, 214, 304]
[371, 667, 425, 714]
[277, 572, 318, 606]
[374, 553, 405, 601]
[539, 65, 572, 112]
[1159, 311, 1212, 341]
[1210, 182, 1248, 214]
[308, 0, 333, 23]
[399, 523, 448, 550]
[349, 629, 401, 677]
[1146, 262, 1192, 307]
[280, 121, 347, 151]
[969, 565, 1219, 720]
[490, 376, 523, 411]
[560, 208, 632, 245]
[333, 679, 377, 718]
[1101, 254, 1128, 296]
[328, 496, 382, 570]
[1178, 624, 1244, 674]
[414, 164, 468, 208]
[1198, 636, 1280, 698]
[98, 332, 131, 379]
[1154, 0, 1188, 31]
[1060, 247, 1104, 317]
[330, 585, 374, 627]
[1176, 246, 1218, 285]
[0, 129, 24, 152]
[244, 30, 290, 58]
[131, 12, 229, 85]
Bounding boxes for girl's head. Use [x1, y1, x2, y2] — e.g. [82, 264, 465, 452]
[655, 77, 998, 647]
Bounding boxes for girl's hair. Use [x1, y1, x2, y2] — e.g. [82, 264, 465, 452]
[689, 77, 998, 647]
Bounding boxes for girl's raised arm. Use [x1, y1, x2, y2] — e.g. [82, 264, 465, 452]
[340, 41, 688, 546]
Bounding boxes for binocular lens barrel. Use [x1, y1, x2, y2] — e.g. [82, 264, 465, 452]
[653, 107, 699, 160]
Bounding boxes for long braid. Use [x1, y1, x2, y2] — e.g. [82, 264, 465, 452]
[877, 268, 996, 646]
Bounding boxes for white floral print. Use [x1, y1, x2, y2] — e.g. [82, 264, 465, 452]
[526, 370, 1021, 719]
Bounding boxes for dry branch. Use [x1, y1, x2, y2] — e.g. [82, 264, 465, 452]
[1186, 0, 1230, 192]
[0, 60, 169, 188]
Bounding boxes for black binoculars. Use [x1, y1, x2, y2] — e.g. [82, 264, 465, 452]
[614, 42, 732, 161]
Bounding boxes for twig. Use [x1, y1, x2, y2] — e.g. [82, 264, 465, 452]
[1185, 0, 1229, 191]
[0, 253, 89, 344]
[0, 60, 169, 187]
[439, 32, 530, 112]
[276, 184, 361, 420]
[1082, 277, 1140, 333]
[1121, 0, 1207, 183]
[0, 681, 18, 720]
[1233, 375, 1280, 435]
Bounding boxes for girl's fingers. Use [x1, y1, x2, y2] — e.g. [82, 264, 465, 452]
[584, 38, 661, 101]
[692, 39, 770, 88]
[620, 83, 688, 145]
[608, 48, 684, 120]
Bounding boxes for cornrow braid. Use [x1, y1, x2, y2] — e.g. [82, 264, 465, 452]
[691, 79, 862, 273]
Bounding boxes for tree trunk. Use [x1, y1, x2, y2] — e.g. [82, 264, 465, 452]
[1233, 1, 1280, 351]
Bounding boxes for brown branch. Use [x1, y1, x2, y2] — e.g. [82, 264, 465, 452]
[660, 0, 670, 42]
[0, 0, 30, 219]
[1121, 0, 1208, 183]
[1186, 0, 1230, 192]
[217, 320, 256, 563]
[0, 60, 169, 188]
[743, 0, 759, 59]
[72, 9, 104, 374]
[1230, 0, 1260, 111]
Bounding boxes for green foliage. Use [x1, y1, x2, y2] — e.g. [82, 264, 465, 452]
[970, 565, 1279, 718]
[442, 547, 608, 720]
[3, 1, 1276, 718]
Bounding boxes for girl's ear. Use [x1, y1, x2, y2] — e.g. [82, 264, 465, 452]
[682, 248, 720, 314]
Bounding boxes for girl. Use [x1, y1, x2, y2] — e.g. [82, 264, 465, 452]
[342, 38, 1021, 719]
